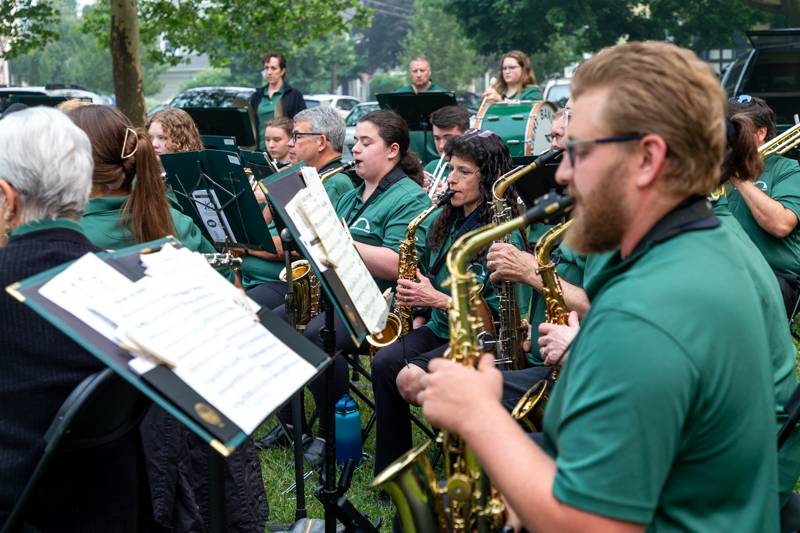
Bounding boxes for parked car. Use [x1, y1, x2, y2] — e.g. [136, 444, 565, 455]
[455, 91, 481, 115]
[721, 28, 800, 131]
[167, 86, 255, 110]
[0, 84, 105, 113]
[543, 77, 571, 108]
[343, 101, 379, 156]
[304, 94, 361, 119]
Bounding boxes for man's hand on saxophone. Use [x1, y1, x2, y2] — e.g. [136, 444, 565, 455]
[538, 311, 580, 367]
[487, 242, 542, 288]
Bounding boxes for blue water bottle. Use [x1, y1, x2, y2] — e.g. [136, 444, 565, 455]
[335, 395, 362, 465]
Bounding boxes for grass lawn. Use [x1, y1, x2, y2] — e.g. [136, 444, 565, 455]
[254, 362, 433, 532]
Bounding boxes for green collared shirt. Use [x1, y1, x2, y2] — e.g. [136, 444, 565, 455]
[506, 85, 542, 101]
[257, 84, 285, 150]
[394, 81, 447, 94]
[9, 217, 84, 239]
[541, 199, 780, 530]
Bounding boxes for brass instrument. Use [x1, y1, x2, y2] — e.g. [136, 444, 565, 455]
[373, 193, 574, 532]
[319, 159, 357, 183]
[202, 252, 243, 271]
[510, 220, 573, 431]
[491, 148, 562, 370]
[426, 154, 449, 199]
[758, 122, 800, 158]
[367, 190, 455, 348]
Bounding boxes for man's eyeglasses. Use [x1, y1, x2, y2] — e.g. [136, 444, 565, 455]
[565, 134, 645, 166]
[291, 132, 324, 143]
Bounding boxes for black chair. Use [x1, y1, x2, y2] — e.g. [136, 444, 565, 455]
[1, 368, 150, 533]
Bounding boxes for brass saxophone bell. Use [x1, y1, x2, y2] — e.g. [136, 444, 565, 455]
[365, 313, 403, 349]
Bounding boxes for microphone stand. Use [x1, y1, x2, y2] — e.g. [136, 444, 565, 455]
[280, 228, 308, 522]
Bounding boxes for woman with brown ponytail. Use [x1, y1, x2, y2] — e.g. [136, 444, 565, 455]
[68, 105, 215, 253]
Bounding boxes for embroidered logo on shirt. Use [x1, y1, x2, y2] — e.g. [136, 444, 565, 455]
[350, 217, 372, 233]
[754, 180, 768, 192]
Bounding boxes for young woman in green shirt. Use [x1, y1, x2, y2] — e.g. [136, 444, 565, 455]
[482, 50, 543, 104]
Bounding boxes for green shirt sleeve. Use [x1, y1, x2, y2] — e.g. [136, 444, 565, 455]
[766, 157, 800, 220]
[381, 193, 430, 253]
[323, 173, 355, 207]
[520, 85, 542, 101]
[550, 310, 695, 523]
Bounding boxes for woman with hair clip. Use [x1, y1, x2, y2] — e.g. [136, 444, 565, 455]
[257, 110, 432, 464]
[69, 105, 215, 253]
[68, 105, 268, 532]
[482, 50, 542, 104]
[146, 107, 204, 156]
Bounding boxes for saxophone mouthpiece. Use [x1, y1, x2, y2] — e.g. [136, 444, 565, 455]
[342, 159, 358, 172]
[435, 189, 455, 206]
[535, 147, 564, 166]
[524, 193, 574, 225]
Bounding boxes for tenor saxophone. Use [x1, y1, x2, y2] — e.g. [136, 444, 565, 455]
[366, 190, 454, 348]
[372, 193, 573, 532]
[490, 148, 562, 370]
[510, 219, 573, 432]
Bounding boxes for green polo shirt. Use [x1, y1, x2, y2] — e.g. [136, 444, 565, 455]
[394, 81, 446, 93]
[420, 209, 529, 340]
[334, 168, 430, 292]
[713, 195, 800, 503]
[80, 196, 216, 254]
[257, 85, 285, 150]
[540, 201, 780, 530]
[10, 218, 85, 238]
[507, 85, 542, 101]
[240, 220, 283, 290]
[727, 155, 800, 277]
[320, 158, 355, 206]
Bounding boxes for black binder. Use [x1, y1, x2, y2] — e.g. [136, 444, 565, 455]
[6, 238, 331, 455]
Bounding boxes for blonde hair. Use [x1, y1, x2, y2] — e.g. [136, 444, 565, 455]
[571, 41, 726, 197]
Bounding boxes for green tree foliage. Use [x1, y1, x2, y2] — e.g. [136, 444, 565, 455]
[0, 0, 59, 59]
[369, 73, 406, 98]
[355, 0, 414, 73]
[287, 33, 361, 94]
[448, 0, 776, 57]
[399, 0, 482, 91]
[8, 0, 165, 96]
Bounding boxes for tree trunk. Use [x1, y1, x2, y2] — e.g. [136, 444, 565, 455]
[110, 0, 146, 126]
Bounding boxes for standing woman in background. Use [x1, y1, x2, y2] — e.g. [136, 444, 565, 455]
[250, 52, 306, 151]
[482, 50, 542, 103]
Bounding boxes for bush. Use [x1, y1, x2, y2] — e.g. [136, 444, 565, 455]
[369, 73, 407, 99]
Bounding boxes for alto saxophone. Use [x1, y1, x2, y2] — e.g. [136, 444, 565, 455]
[202, 252, 243, 270]
[372, 193, 573, 532]
[366, 190, 454, 348]
[490, 148, 562, 370]
[279, 160, 357, 329]
[510, 219, 573, 431]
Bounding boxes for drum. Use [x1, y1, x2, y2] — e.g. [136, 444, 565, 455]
[473, 101, 557, 157]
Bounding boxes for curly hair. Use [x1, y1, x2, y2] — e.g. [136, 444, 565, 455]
[146, 108, 203, 153]
[428, 130, 519, 250]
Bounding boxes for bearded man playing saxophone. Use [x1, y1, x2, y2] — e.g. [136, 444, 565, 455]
[418, 41, 784, 531]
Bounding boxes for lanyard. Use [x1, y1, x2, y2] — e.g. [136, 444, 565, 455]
[345, 166, 406, 226]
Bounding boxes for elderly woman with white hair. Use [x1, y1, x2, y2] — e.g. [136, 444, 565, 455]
[0, 107, 144, 531]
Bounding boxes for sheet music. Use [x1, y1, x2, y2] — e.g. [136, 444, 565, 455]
[291, 186, 389, 334]
[38, 244, 316, 435]
[191, 188, 236, 244]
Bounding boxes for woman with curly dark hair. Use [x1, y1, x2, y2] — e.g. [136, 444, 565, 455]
[146, 107, 204, 155]
[370, 129, 529, 478]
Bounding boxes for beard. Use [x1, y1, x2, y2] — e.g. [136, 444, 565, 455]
[563, 168, 631, 255]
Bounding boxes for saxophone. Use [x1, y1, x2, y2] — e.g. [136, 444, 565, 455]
[367, 190, 455, 348]
[490, 148, 562, 370]
[202, 252, 243, 271]
[372, 193, 574, 532]
[279, 160, 358, 329]
[510, 219, 573, 431]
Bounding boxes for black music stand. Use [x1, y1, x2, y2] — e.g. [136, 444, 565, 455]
[160, 150, 276, 253]
[377, 92, 457, 163]
[183, 107, 256, 149]
[201, 134, 239, 152]
[511, 152, 565, 209]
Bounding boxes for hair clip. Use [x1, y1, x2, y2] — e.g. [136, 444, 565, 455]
[121, 127, 139, 159]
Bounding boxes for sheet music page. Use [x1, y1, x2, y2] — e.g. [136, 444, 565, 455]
[285, 194, 329, 273]
[292, 187, 389, 333]
[38, 253, 134, 342]
[107, 246, 317, 434]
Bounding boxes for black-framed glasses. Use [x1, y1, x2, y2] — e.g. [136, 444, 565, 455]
[565, 134, 645, 166]
[731, 94, 753, 104]
[290, 131, 324, 142]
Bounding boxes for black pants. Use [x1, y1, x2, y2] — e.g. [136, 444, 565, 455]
[246, 281, 288, 311]
[775, 270, 800, 320]
[371, 326, 447, 475]
[275, 304, 354, 439]
[500, 365, 552, 413]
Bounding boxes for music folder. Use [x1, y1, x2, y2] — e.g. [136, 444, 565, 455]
[161, 149, 276, 253]
[259, 164, 390, 345]
[6, 238, 331, 456]
[182, 107, 256, 149]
